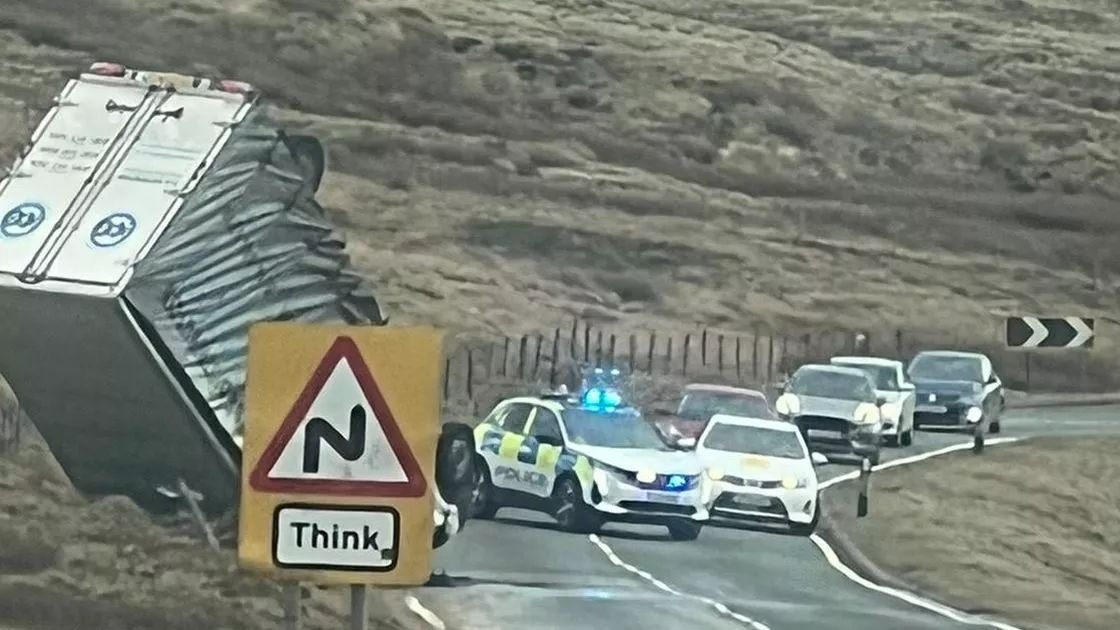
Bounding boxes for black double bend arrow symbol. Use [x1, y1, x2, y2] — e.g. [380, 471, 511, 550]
[302, 405, 366, 474]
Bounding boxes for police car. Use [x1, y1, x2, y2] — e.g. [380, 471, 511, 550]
[696, 414, 821, 535]
[469, 385, 710, 540]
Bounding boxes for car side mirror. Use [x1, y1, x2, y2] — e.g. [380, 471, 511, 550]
[900, 382, 915, 391]
[811, 452, 828, 465]
[986, 375, 999, 385]
[536, 434, 564, 447]
[876, 395, 888, 406]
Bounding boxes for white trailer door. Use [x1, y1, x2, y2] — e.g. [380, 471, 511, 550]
[0, 79, 151, 278]
[45, 90, 251, 288]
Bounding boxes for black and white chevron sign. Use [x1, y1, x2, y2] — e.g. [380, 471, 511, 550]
[1005, 317, 1094, 348]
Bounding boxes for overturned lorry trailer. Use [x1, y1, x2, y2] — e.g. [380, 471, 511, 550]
[0, 63, 385, 515]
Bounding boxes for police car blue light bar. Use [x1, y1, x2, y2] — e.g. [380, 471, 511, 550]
[582, 387, 623, 408]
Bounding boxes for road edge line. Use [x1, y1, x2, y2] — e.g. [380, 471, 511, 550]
[814, 437, 1026, 630]
[1005, 394, 1120, 409]
[587, 533, 772, 630]
[404, 595, 448, 630]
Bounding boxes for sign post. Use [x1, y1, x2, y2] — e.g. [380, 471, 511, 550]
[238, 324, 442, 625]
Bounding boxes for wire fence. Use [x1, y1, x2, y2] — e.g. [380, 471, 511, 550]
[440, 318, 1116, 418]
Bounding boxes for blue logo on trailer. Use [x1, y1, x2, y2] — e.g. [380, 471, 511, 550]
[1, 202, 46, 238]
[90, 212, 137, 248]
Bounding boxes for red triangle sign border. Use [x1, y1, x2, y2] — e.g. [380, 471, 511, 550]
[248, 335, 428, 497]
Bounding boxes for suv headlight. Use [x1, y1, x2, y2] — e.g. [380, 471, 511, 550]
[592, 461, 632, 488]
[776, 393, 801, 416]
[879, 402, 901, 421]
[854, 403, 880, 424]
[965, 406, 983, 423]
[781, 475, 809, 489]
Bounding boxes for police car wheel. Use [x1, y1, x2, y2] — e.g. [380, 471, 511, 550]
[666, 519, 702, 541]
[471, 461, 499, 520]
[900, 427, 913, 447]
[553, 477, 600, 534]
[989, 420, 1001, 434]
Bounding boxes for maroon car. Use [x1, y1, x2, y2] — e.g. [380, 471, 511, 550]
[653, 384, 776, 443]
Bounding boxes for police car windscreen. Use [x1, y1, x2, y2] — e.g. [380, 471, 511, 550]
[679, 391, 770, 420]
[909, 356, 982, 382]
[702, 423, 805, 459]
[790, 370, 871, 401]
[564, 409, 669, 450]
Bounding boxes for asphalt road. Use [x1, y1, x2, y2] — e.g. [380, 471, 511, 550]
[413, 405, 1120, 630]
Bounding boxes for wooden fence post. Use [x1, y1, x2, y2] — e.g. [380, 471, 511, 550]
[466, 348, 474, 400]
[443, 357, 451, 400]
[608, 334, 617, 367]
[533, 333, 544, 378]
[767, 335, 774, 384]
[584, 323, 592, 363]
[895, 329, 904, 357]
[752, 329, 760, 379]
[550, 328, 561, 386]
[666, 336, 674, 374]
[570, 319, 579, 360]
[518, 335, 528, 379]
[628, 334, 637, 373]
[683, 334, 692, 375]
[647, 332, 656, 373]
[501, 337, 510, 377]
[596, 329, 604, 366]
[717, 334, 724, 373]
[735, 337, 742, 380]
[701, 328, 709, 366]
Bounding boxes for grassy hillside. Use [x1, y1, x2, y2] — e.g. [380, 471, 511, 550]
[826, 437, 1120, 630]
[1, 0, 1118, 340]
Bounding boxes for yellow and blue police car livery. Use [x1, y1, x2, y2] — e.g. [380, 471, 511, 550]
[473, 409, 595, 496]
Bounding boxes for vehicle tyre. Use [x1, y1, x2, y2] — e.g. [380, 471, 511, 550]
[989, 420, 1001, 434]
[470, 459, 499, 520]
[790, 503, 820, 536]
[433, 524, 451, 549]
[900, 426, 913, 447]
[886, 434, 900, 447]
[667, 519, 703, 541]
[552, 476, 602, 534]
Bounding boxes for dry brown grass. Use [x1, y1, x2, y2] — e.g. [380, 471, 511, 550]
[0, 0, 1117, 348]
[827, 437, 1120, 630]
[0, 430, 409, 630]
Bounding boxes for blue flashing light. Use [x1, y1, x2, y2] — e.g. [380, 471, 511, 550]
[581, 387, 623, 409]
[665, 474, 688, 490]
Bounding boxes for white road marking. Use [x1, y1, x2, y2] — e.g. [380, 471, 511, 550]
[819, 437, 1022, 489]
[588, 533, 771, 630]
[405, 594, 447, 630]
[813, 437, 1026, 630]
[809, 535, 1023, 630]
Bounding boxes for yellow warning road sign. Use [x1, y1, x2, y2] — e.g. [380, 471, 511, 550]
[238, 323, 440, 585]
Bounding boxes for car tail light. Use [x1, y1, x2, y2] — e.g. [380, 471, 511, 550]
[217, 79, 254, 94]
[89, 62, 126, 77]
